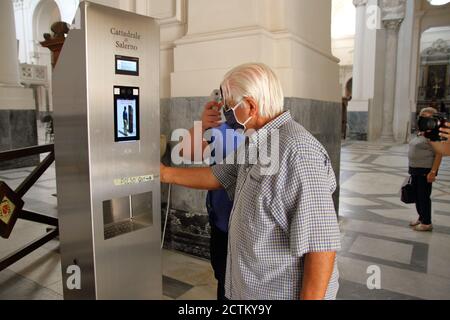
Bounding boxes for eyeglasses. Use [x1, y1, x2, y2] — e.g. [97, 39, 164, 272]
[219, 87, 230, 111]
[220, 86, 244, 112]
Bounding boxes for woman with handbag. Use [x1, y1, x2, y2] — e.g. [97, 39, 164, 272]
[408, 107, 443, 232]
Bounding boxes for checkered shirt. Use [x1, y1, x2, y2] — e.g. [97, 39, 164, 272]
[211, 111, 341, 300]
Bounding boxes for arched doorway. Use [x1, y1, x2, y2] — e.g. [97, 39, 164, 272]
[30, 0, 61, 119]
[32, 0, 61, 66]
[416, 26, 450, 119]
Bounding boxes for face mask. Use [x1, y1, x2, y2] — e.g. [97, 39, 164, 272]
[224, 100, 252, 131]
[224, 108, 243, 130]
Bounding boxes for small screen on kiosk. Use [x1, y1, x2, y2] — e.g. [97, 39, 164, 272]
[117, 60, 137, 73]
[115, 55, 139, 76]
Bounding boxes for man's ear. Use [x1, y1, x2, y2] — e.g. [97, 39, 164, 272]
[245, 97, 259, 116]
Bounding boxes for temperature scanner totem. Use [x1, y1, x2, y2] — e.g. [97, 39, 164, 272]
[53, 1, 162, 299]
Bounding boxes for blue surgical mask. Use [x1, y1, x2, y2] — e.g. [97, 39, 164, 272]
[224, 108, 244, 130]
[224, 100, 252, 131]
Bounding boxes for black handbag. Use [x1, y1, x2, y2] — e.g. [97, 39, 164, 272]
[401, 177, 416, 204]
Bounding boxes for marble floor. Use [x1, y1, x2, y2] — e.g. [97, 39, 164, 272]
[338, 141, 450, 300]
[1, 137, 450, 300]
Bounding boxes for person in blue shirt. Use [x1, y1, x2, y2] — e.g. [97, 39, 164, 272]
[183, 97, 245, 300]
[206, 122, 244, 300]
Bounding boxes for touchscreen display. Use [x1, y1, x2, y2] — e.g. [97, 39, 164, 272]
[114, 86, 140, 142]
[116, 99, 137, 140]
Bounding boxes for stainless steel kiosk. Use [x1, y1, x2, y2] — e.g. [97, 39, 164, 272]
[53, 1, 162, 300]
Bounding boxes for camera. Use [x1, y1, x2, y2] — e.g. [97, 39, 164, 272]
[418, 113, 448, 142]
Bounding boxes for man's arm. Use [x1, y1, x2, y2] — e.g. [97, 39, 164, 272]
[287, 149, 341, 300]
[160, 164, 223, 191]
[300, 252, 336, 300]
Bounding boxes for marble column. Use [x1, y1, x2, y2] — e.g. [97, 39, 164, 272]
[347, 0, 372, 141]
[0, 0, 21, 87]
[380, 1, 405, 142]
[0, 0, 37, 169]
[352, 0, 368, 100]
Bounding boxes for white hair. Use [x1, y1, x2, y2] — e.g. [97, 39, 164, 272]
[420, 107, 437, 117]
[221, 63, 284, 118]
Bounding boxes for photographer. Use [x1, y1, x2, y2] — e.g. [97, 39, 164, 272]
[430, 123, 450, 156]
[409, 107, 443, 232]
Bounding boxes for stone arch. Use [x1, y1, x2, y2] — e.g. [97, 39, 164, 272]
[28, 0, 79, 27]
[30, 0, 61, 67]
[32, 0, 61, 42]
[53, 0, 80, 24]
[420, 1, 450, 34]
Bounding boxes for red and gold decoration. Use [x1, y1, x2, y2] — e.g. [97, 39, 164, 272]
[0, 182, 24, 239]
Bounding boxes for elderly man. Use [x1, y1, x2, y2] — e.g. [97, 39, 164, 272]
[161, 63, 341, 300]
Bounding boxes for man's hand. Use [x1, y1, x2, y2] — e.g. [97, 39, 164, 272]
[202, 101, 223, 131]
